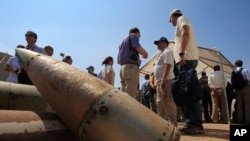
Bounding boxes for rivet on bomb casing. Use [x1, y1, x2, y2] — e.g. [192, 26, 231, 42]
[98, 106, 109, 115]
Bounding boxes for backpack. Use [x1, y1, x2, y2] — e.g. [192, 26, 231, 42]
[199, 76, 210, 91]
[231, 68, 247, 90]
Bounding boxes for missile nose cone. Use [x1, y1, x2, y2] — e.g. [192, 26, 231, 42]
[16, 48, 40, 70]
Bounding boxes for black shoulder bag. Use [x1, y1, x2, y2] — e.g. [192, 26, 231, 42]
[172, 67, 202, 106]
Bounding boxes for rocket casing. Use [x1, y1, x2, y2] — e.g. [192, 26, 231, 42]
[16, 48, 181, 141]
[0, 81, 52, 111]
[0, 110, 79, 141]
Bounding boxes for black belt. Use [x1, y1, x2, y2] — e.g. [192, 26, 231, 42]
[121, 63, 139, 67]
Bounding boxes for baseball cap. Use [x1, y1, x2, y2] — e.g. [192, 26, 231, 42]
[154, 37, 169, 45]
[169, 9, 182, 22]
[86, 66, 94, 70]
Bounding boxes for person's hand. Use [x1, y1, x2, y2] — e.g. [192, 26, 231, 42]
[179, 57, 186, 65]
[142, 55, 148, 59]
[160, 80, 165, 88]
[138, 60, 142, 65]
[12, 68, 19, 74]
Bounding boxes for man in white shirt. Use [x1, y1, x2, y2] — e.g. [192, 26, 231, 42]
[153, 37, 177, 126]
[208, 65, 228, 123]
[169, 9, 203, 134]
[5, 45, 25, 83]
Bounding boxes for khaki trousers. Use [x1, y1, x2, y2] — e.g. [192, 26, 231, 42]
[211, 89, 228, 123]
[120, 64, 139, 99]
[156, 80, 177, 125]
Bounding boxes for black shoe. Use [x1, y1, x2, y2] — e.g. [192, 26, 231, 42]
[181, 126, 204, 134]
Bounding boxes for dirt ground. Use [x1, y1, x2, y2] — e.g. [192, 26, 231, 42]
[178, 122, 229, 141]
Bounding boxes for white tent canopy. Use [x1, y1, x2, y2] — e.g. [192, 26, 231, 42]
[139, 41, 234, 78]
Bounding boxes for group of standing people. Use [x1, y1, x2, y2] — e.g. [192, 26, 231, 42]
[118, 9, 204, 134]
[5, 31, 50, 84]
[4, 8, 250, 137]
[4, 30, 116, 87]
[119, 8, 250, 136]
[201, 60, 250, 125]
[83, 57, 116, 86]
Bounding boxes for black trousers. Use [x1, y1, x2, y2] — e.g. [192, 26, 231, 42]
[18, 69, 33, 85]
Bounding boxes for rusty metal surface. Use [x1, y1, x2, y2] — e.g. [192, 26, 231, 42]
[0, 81, 51, 111]
[80, 89, 180, 141]
[16, 48, 181, 141]
[0, 81, 41, 97]
[0, 110, 79, 141]
[16, 48, 113, 133]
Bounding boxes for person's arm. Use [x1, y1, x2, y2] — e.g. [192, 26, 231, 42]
[178, 25, 190, 65]
[136, 46, 148, 59]
[224, 76, 228, 88]
[180, 25, 190, 53]
[208, 75, 214, 89]
[4, 64, 18, 73]
[106, 69, 114, 85]
[243, 69, 250, 82]
[149, 76, 157, 89]
[161, 64, 171, 88]
[162, 64, 171, 82]
[141, 82, 146, 94]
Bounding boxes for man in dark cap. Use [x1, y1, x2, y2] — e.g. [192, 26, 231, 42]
[62, 55, 73, 65]
[153, 37, 177, 126]
[86, 66, 97, 77]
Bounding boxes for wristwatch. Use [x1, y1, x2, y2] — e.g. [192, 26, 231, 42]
[179, 52, 185, 57]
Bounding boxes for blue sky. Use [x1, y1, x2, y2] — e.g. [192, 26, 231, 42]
[1, 0, 250, 88]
